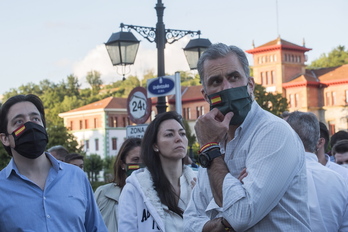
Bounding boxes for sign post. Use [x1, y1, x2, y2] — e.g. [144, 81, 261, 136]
[126, 87, 151, 138]
[147, 74, 182, 115]
[127, 87, 152, 124]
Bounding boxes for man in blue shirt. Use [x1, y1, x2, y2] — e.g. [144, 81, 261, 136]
[0, 94, 107, 231]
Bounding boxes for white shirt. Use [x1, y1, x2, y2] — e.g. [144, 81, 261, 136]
[184, 101, 311, 232]
[325, 153, 348, 186]
[306, 152, 348, 231]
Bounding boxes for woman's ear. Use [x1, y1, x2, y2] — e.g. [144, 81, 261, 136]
[153, 144, 159, 152]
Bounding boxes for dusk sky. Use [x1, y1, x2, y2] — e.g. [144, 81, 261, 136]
[1, 0, 347, 95]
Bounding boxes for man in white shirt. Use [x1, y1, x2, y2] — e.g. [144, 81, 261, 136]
[317, 122, 348, 185]
[286, 111, 348, 231]
[184, 43, 311, 232]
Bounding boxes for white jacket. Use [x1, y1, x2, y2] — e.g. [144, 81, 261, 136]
[118, 166, 195, 232]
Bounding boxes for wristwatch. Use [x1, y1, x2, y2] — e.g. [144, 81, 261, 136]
[198, 148, 222, 168]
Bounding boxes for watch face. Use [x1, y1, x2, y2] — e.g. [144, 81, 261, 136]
[198, 154, 209, 168]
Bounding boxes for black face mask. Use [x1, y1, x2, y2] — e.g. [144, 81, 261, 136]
[11, 121, 48, 159]
[208, 84, 252, 125]
[125, 163, 144, 176]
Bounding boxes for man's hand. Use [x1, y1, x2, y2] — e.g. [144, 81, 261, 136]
[195, 109, 233, 146]
[202, 217, 236, 232]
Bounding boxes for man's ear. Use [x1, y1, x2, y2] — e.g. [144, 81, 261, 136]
[0, 133, 10, 146]
[248, 77, 255, 92]
[317, 137, 325, 150]
[201, 88, 210, 103]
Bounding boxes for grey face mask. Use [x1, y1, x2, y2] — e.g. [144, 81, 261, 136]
[208, 85, 252, 125]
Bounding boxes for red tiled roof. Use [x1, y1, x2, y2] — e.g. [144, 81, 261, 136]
[312, 64, 348, 82]
[63, 97, 127, 113]
[246, 37, 311, 54]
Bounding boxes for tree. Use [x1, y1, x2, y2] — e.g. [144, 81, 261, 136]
[254, 84, 288, 117]
[86, 70, 103, 95]
[46, 123, 83, 154]
[183, 119, 197, 161]
[308, 45, 348, 68]
[0, 145, 11, 170]
[84, 154, 104, 182]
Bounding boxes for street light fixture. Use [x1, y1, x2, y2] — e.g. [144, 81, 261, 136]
[183, 38, 212, 70]
[105, 0, 211, 114]
[105, 31, 140, 80]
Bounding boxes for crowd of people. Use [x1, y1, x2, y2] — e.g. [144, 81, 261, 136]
[0, 42, 348, 231]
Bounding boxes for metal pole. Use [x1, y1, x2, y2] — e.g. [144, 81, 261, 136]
[155, 0, 167, 114]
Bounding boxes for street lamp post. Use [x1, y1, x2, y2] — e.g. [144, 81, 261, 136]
[105, 0, 211, 114]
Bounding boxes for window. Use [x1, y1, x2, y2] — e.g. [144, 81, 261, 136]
[94, 118, 97, 128]
[85, 140, 89, 150]
[295, 94, 299, 107]
[345, 90, 348, 104]
[110, 116, 114, 127]
[112, 138, 117, 150]
[84, 119, 88, 129]
[201, 106, 205, 115]
[123, 117, 126, 127]
[196, 106, 201, 118]
[79, 120, 83, 129]
[265, 72, 269, 85]
[70, 121, 73, 130]
[260, 72, 264, 85]
[289, 94, 294, 108]
[328, 121, 335, 136]
[95, 139, 99, 151]
[325, 92, 331, 106]
[187, 108, 191, 120]
[332, 92, 336, 105]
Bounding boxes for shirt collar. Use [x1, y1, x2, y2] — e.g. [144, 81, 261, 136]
[4, 152, 63, 178]
[305, 152, 319, 162]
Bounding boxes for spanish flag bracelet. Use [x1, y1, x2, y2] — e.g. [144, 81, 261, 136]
[198, 142, 219, 154]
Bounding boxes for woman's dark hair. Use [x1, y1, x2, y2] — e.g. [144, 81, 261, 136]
[113, 137, 142, 188]
[141, 111, 186, 217]
[0, 94, 46, 156]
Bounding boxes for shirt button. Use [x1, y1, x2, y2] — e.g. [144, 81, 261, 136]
[47, 215, 50, 218]
[44, 197, 46, 200]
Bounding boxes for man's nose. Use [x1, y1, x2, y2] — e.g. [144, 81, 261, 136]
[222, 78, 234, 90]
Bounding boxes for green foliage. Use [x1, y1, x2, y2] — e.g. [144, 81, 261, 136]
[103, 155, 115, 183]
[86, 70, 103, 95]
[308, 45, 348, 68]
[183, 119, 196, 147]
[254, 84, 288, 117]
[84, 154, 104, 182]
[179, 71, 201, 86]
[46, 123, 83, 154]
[0, 145, 11, 170]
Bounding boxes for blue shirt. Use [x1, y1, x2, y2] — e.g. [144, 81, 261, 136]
[0, 153, 107, 232]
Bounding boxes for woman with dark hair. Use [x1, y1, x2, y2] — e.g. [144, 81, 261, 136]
[118, 111, 196, 232]
[95, 137, 142, 232]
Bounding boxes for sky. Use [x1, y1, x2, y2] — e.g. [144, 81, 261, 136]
[1, 0, 347, 96]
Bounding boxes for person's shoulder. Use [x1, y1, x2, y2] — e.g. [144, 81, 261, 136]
[312, 161, 347, 186]
[95, 182, 117, 193]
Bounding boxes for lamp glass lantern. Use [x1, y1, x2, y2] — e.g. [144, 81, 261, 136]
[105, 31, 140, 66]
[183, 38, 212, 70]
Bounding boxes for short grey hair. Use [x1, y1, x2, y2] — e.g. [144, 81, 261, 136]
[197, 43, 250, 87]
[286, 111, 320, 153]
